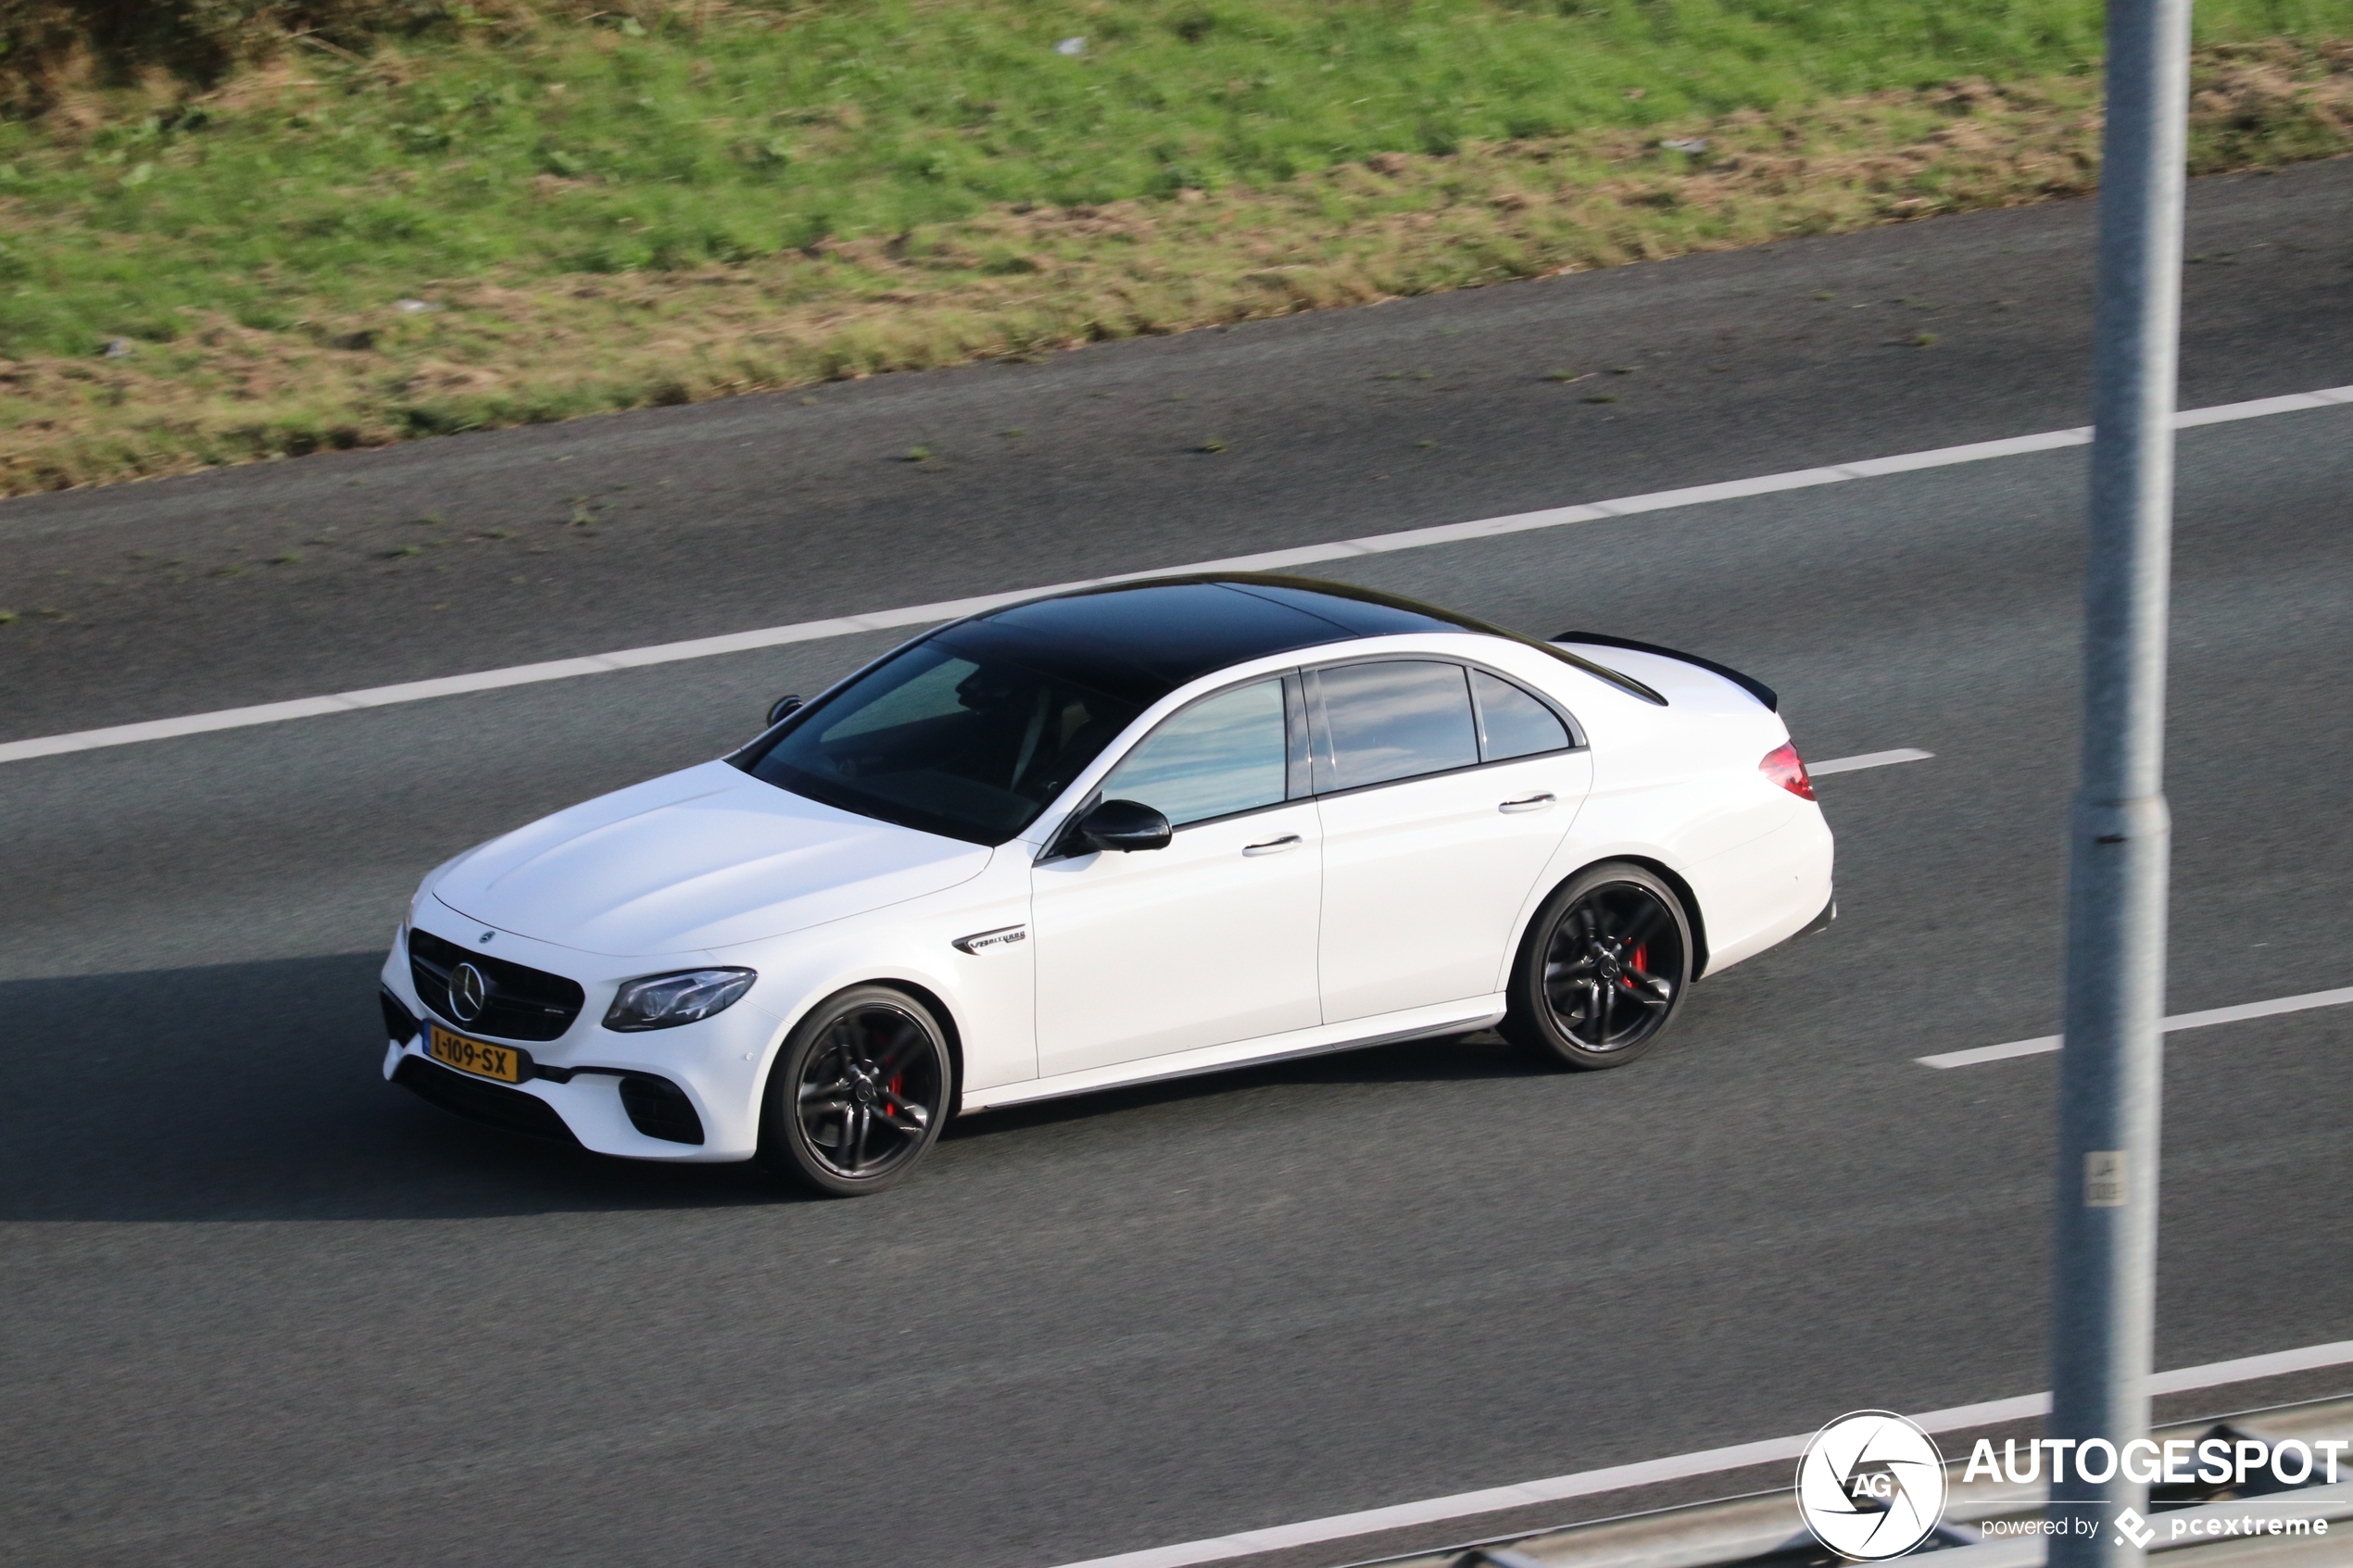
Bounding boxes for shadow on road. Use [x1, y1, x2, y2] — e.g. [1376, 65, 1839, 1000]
[0, 950, 782, 1223]
[0, 951, 1534, 1222]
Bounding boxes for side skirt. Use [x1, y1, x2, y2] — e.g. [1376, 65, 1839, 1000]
[959, 997, 1506, 1114]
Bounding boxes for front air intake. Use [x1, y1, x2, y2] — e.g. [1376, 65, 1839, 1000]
[393, 1057, 582, 1145]
[618, 1074, 706, 1145]
[380, 987, 420, 1047]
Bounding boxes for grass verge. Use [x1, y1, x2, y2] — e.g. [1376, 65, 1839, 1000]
[2, 6, 2350, 494]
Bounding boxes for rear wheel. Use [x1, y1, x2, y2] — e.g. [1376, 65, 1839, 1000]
[1503, 863, 1693, 1070]
[760, 986, 952, 1197]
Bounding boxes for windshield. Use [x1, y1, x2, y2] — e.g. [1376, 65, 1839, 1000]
[743, 639, 1146, 845]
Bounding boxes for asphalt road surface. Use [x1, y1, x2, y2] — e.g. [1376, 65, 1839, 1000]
[3, 162, 2350, 1568]
[6, 157, 2353, 742]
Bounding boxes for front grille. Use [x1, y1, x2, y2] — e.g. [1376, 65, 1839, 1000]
[393, 1056, 582, 1145]
[618, 1074, 706, 1145]
[380, 987, 420, 1046]
[409, 927, 585, 1042]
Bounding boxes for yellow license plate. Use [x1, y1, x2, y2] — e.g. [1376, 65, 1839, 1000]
[428, 1023, 527, 1085]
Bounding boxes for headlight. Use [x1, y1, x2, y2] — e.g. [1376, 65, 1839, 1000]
[602, 969, 758, 1032]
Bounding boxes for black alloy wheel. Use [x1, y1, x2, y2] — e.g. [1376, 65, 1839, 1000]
[761, 986, 952, 1196]
[1504, 862, 1693, 1070]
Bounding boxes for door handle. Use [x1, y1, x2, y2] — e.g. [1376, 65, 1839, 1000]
[1242, 834, 1304, 856]
[1498, 793, 1556, 814]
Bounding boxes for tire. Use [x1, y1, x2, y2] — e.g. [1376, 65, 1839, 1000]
[759, 985, 953, 1197]
[1502, 862, 1694, 1070]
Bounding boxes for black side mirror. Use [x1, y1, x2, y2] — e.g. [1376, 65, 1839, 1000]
[1077, 798, 1172, 853]
[765, 694, 803, 727]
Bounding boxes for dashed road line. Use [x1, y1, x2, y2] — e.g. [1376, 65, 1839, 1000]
[5, 383, 2348, 768]
[1811, 746, 1934, 776]
[1919, 985, 2353, 1069]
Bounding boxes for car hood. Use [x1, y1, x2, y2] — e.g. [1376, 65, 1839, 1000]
[431, 759, 991, 955]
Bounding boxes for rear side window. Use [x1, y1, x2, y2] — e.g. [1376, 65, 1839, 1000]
[1472, 669, 1571, 759]
[1313, 661, 1478, 791]
[1099, 679, 1289, 826]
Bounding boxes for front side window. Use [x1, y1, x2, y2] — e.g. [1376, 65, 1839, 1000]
[746, 642, 1143, 844]
[1313, 660, 1479, 791]
[1097, 679, 1289, 827]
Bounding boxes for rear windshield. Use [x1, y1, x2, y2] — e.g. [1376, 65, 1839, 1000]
[743, 640, 1145, 845]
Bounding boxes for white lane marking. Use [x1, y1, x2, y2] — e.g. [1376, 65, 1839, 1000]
[6, 383, 2350, 768]
[1042, 1340, 2353, 1568]
[1919, 985, 2353, 1069]
[1810, 747, 1934, 776]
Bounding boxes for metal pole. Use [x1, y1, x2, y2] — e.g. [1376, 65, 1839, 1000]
[2048, 0, 2191, 1559]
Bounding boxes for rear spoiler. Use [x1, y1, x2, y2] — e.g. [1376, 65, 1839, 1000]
[1551, 633, 1779, 713]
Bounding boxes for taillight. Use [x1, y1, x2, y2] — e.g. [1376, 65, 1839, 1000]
[1761, 741, 1815, 800]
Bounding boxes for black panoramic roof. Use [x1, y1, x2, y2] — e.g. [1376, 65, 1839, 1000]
[928, 574, 1665, 707]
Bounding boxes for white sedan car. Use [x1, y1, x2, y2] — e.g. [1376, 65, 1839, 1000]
[380, 574, 1832, 1194]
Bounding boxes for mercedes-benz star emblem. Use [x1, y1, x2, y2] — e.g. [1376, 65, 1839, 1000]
[447, 962, 488, 1023]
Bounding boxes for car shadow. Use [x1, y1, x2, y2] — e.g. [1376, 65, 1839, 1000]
[0, 952, 1540, 1222]
[0, 951, 783, 1223]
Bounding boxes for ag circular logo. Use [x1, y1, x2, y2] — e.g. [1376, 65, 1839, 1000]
[1794, 1411, 1948, 1561]
[447, 962, 488, 1023]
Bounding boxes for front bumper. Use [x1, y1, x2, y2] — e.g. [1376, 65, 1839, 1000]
[1797, 891, 1837, 938]
[390, 1050, 582, 1146]
[379, 925, 777, 1162]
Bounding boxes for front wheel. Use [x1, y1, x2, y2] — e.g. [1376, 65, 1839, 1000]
[1503, 862, 1693, 1070]
[760, 986, 953, 1197]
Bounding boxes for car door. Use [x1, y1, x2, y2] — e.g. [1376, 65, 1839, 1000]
[1030, 674, 1323, 1078]
[1312, 659, 1593, 1024]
